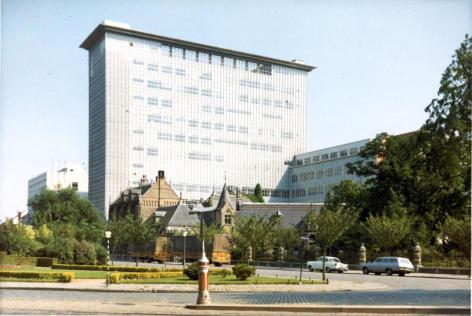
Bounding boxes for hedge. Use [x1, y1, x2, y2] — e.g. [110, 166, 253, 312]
[0, 256, 38, 266]
[36, 257, 57, 267]
[52, 264, 181, 273]
[109, 271, 184, 284]
[0, 270, 74, 282]
[0, 256, 57, 267]
[209, 269, 232, 276]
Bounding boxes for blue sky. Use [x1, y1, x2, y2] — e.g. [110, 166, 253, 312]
[1, 0, 471, 219]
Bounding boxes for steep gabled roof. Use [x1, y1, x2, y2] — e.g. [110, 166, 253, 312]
[237, 202, 323, 228]
[216, 183, 232, 210]
[159, 202, 199, 228]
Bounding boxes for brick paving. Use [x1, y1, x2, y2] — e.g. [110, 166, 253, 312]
[214, 290, 470, 306]
[1, 288, 470, 315]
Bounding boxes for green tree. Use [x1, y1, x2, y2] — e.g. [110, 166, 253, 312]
[416, 35, 471, 226]
[324, 180, 369, 261]
[30, 189, 102, 226]
[0, 221, 38, 256]
[194, 222, 224, 247]
[439, 215, 471, 266]
[232, 214, 277, 263]
[28, 189, 106, 263]
[305, 208, 358, 281]
[108, 215, 131, 264]
[120, 214, 162, 267]
[73, 239, 97, 265]
[364, 214, 410, 256]
[254, 183, 264, 203]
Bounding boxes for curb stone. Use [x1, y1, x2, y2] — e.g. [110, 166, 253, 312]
[186, 304, 471, 314]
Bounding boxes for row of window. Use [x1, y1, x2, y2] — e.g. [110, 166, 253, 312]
[291, 184, 333, 198]
[307, 185, 329, 196]
[133, 89, 294, 111]
[295, 147, 361, 166]
[171, 183, 213, 193]
[133, 122, 291, 140]
[135, 62, 217, 81]
[134, 47, 274, 75]
[291, 166, 345, 183]
[132, 40, 303, 77]
[131, 150, 224, 165]
[131, 135, 282, 152]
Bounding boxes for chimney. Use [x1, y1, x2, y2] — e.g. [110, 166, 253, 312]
[140, 175, 149, 186]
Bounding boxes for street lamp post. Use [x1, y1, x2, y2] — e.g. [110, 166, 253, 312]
[105, 231, 112, 287]
[273, 210, 283, 263]
[299, 236, 309, 285]
[189, 208, 210, 305]
[182, 228, 188, 268]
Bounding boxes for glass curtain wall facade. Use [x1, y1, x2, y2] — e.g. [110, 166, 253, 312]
[82, 22, 314, 219]
[286, 139, 370, 203]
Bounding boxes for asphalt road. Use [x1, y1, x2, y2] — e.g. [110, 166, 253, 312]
[112, 260, 470, 291]
[255, 267, 470, 290]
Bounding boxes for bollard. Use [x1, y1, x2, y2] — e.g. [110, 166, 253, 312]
[359, 243, 366, 264]
[196, 251, 210, 304]
[413, 242, 422, 272]
[246, 246, 253, 264]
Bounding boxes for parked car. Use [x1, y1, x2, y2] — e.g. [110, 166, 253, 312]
[361, 257, 414, 276]
[306, 256, 349, 273]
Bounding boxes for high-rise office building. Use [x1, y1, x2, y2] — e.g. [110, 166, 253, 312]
[81, 21, 314, 219]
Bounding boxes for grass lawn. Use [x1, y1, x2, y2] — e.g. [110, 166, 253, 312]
[121, 275, 325, 285]
[243, 194, 264, 203]
[0, 267, 325, 285]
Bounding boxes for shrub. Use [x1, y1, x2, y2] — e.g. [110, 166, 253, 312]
[0, 270, 74, 283]
[232, 264, 255, 281]
[109, 272, 183, 284]
[183, 263, 199, 280]
[109, 273, 121, 284]
[51, 238, 74, 264]
[217, 269, 231, 278]
[73, 240, 96, 265]
[36, 257, 57, 267]
[183, 263, 231, 280]
[51, 263, 180, 273]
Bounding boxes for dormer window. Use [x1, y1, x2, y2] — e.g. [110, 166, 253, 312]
[224, 214, 232, 225]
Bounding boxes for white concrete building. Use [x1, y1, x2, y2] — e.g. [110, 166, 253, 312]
[27, 163, 89, 211]
[283, 139, 371, 203]
[80, 21, 315, 219]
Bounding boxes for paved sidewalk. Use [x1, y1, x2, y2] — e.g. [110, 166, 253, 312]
[0, 278, 387, 293]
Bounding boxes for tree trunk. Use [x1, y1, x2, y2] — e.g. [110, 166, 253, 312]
[135, 254, 139, 267]
[322, 246, 327, 281]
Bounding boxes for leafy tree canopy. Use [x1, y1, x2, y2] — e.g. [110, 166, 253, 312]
[30, 189, 103, 226]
